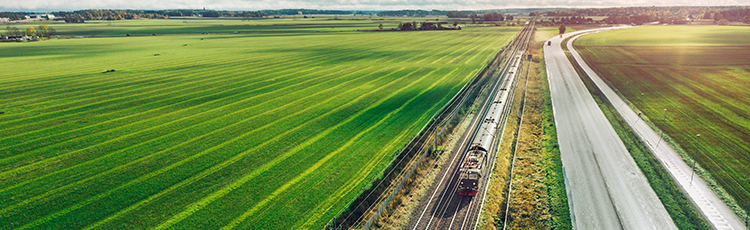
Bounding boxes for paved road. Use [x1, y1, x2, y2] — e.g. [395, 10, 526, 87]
[544, 28, 677, 230]
[567, 29, 745, 230]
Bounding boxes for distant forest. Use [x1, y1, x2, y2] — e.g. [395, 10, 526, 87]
[547, 6, 750, 23]
[2, 6, 749, 24]
[0, 8, 563, 21]
[0, 9, 357, 21]
[375, 8, 562, 17]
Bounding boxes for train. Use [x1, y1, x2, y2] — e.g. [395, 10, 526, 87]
[457, 38, 528, 196]
[458, 145, 487, 196]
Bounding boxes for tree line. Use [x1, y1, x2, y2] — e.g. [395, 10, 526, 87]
[540, 6, 750, 26]
[3, 25, 56, 37]
[0, 9, 362, 22]
[378, 8, 548, 18]
[546, 6, 750, 23]
[546, 6, 746, 17]
[1, 12, 33, 20]
[377, 10, 446, 17]
[709, 9, 750, 23]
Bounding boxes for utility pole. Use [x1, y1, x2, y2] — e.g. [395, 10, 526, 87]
[690, 134, 701, 185]
[656, 109, 666, 148]
[626, 81, 630, 99]
[640, 93, 645, 111]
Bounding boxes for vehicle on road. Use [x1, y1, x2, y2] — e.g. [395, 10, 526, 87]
[548, 41, 551, 46]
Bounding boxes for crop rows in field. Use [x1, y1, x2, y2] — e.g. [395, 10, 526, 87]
[573, 25, 750, 210]
[17, 18, 459, 36]
[0, 27, 518, 229]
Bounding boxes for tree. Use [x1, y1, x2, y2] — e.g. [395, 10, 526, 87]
[25, 27, 36, 36]
[6, 26, 20, 36]
[413, 21, 418, 30]
[202, 11, 220, 17]
[717, 19, 730, 25]
[447, 11, 468, 18]
[401, 22, 413, 30]
[484, 13, 503, 21]
[472, 17, 476, 24]
[507, 15, 514, 21]
[559, 24, 566, 34]
[714, 12, 724, 21]
[378, 23, 383, 30]
[38, 24, 49, 37]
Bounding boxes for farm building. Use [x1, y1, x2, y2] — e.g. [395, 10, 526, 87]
[25, 14, 55, 20]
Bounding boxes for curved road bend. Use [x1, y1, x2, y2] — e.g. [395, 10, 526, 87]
[544, 28, 677, 230]
[567, 29, 745, 230]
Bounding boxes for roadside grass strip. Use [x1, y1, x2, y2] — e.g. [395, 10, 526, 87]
[573, 25, 750, 215]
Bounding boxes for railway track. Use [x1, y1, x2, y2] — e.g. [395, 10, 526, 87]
[406, 20, 536, 230]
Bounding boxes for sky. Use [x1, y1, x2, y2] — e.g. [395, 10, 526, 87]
[1, 0, 749, 12]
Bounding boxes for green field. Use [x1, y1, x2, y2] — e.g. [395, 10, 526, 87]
[10, 17, 479, 36]
[574, 25, 750, 209]
[0, 21, 519, 229]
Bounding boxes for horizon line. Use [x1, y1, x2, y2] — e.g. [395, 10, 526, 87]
[2, 5, 749, 13]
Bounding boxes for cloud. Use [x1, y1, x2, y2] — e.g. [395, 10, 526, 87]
[1, 0, 748, 12]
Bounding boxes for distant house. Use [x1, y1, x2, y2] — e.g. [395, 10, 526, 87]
[25, 14, 55, 20]
[0, 18, 9, 23]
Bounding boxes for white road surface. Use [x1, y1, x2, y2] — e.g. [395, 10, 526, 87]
[545, 28, 677, 230]
[566, 28, 745, 230]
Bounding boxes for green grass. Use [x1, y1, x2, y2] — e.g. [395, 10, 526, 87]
[539, 52, 573, 230]
[534, 26, 576, 41]
[562, 46, 711, 229]
[0, 25, 520, 229]
[8, 18, 486, 36]
[573, 25, 750, 214]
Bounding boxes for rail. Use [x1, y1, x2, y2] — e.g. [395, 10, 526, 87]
[324, 42, 505, 230]
[325, 21, 536, 230]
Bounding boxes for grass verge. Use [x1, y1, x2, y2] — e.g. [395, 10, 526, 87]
[562, 39, 711, 229]
[478, 32, 572, 230]
[539, 42, 573, 230]
[572, 25, 750, 218]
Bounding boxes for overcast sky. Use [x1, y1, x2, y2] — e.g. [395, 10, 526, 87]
[2, 0, 749, 12]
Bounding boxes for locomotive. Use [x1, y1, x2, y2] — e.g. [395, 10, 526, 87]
[458, 144, 487, 196]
